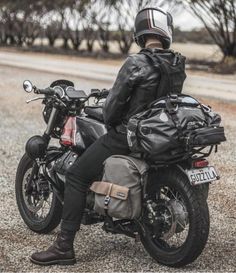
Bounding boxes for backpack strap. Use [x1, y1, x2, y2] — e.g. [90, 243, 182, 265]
[140, 49, 173, 98]
[166, 95, 184, 141]
[140, 48, 163, 68]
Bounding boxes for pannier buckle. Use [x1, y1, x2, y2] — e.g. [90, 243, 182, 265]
[104, 196, 111, 206]
[202, 104, 211, 113]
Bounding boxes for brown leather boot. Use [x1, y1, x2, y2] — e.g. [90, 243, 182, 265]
[30, 231, 76, 266]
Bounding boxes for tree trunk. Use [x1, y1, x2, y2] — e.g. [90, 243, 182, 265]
[62, 38, 69, 49]
[25, 37, 36, 47]
[224, 43, 236, 58]
[71, 40, 81, 51]
[102, 43, 109, 53]
[87, 41, 94, 52]
[0, 31, 7, 45]
[48, 38, 55, 47]
[8, 35, 15, 45]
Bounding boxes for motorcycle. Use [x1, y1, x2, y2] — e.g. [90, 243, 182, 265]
[15, 79, 219, 267]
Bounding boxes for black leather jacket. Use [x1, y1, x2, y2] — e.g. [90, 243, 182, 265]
[103, 48, 185, 127]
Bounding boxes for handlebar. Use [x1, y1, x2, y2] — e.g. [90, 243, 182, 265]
[34, 87, 55, 96]
[89, 88, 109, 99]
[23, 80, 109, 102]
[35, 87, 109, 100]
[100, 89, 109, 97]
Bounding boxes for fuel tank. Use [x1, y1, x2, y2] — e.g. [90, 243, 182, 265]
[76, 116, 107, 149]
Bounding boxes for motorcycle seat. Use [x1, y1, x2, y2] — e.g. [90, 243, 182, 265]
[84, 106, 104, 122]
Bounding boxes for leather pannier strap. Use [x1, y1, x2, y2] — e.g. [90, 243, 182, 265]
[90, 181, 129, 200]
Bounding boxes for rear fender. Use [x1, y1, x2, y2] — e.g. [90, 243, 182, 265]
[176, 164, 209, 199]
[176, 164, 190, 181]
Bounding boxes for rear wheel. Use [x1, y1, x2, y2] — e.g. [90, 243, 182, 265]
[139, 168, 210, 267]
[15, 153, 63, 234]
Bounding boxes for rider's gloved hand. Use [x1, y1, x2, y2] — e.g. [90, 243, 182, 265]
[100, 89, 109, 98]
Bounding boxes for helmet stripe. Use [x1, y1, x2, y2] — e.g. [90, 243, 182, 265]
[149, 9, 154, 29]
[147, 9, 151, 29]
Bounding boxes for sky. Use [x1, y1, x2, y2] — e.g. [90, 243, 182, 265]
[174, 9, 204, 30]
[49, 3, 204, 32]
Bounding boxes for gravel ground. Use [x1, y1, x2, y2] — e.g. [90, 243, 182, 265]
[0, 65, 235, 272]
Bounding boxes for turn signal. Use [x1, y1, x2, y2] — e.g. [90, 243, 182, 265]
[193, 159, 209, 168]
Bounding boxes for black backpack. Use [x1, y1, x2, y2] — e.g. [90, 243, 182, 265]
[139, 49, 187, 98]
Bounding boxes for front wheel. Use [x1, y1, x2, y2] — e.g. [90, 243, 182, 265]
[15, 153, 63, 234]
[139, 168, 210, 267]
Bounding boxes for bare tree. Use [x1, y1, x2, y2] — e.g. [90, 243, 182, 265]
[84, 1, 113, 53]
[45, 19, 61, 47]
[0, 0, 44, 46]
[57, 0, 77, 50]
[58, 9, 70, 49]
[83, 23, 97, 52]
[98, 22, 111, 53]
[64, 0, 90, 51]
[23, 19, 41, 46]
[81, 1, 98, 52]
[182, 0, 236, 58]
[67, 8, 82, 51]
[0, 1, 16, 45]
[0, 4, 18, 45]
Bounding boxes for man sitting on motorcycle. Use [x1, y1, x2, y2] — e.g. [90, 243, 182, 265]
[30, 7, 186, 265]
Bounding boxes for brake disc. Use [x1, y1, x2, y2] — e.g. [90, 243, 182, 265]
[22, 170, 47, 214]
[147, 198, 188, 240]
[159, 199, 188, 240]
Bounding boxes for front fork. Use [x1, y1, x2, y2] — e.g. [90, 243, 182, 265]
[28, 106, 58, 187]
[27, 107, 64, 201]
[44, 107, 59, 136]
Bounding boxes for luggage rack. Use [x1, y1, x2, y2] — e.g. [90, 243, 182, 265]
[147, 145, 217, 167]
[188, 145, 216, 159]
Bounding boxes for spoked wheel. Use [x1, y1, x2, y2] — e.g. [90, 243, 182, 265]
[15, 154, 62, 234]
[139, 169, 210, 267]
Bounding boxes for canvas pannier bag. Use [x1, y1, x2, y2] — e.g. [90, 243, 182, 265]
[90, 155, 148, 219]
[127, 94, 226, 164]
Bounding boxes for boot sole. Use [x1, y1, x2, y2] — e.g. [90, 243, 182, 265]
[30, 257, 76, 266]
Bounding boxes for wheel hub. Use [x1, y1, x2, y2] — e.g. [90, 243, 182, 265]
[147, 199, 188, 240]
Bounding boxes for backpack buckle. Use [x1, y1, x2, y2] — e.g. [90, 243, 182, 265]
[165, 94, 179, 114]
[169, 94, 178, 103]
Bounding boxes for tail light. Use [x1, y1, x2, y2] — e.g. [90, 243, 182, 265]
[193, 159, 209, 168]
[60, 116, 76, 146]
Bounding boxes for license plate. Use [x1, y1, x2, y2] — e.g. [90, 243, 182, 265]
[186, 166, 219, 186]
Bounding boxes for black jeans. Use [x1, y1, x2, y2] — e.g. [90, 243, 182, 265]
[61, 128, 130, 232]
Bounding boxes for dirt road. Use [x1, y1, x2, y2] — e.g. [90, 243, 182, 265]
[0, 50, 235, 102]
[0, 65, 235, 272]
